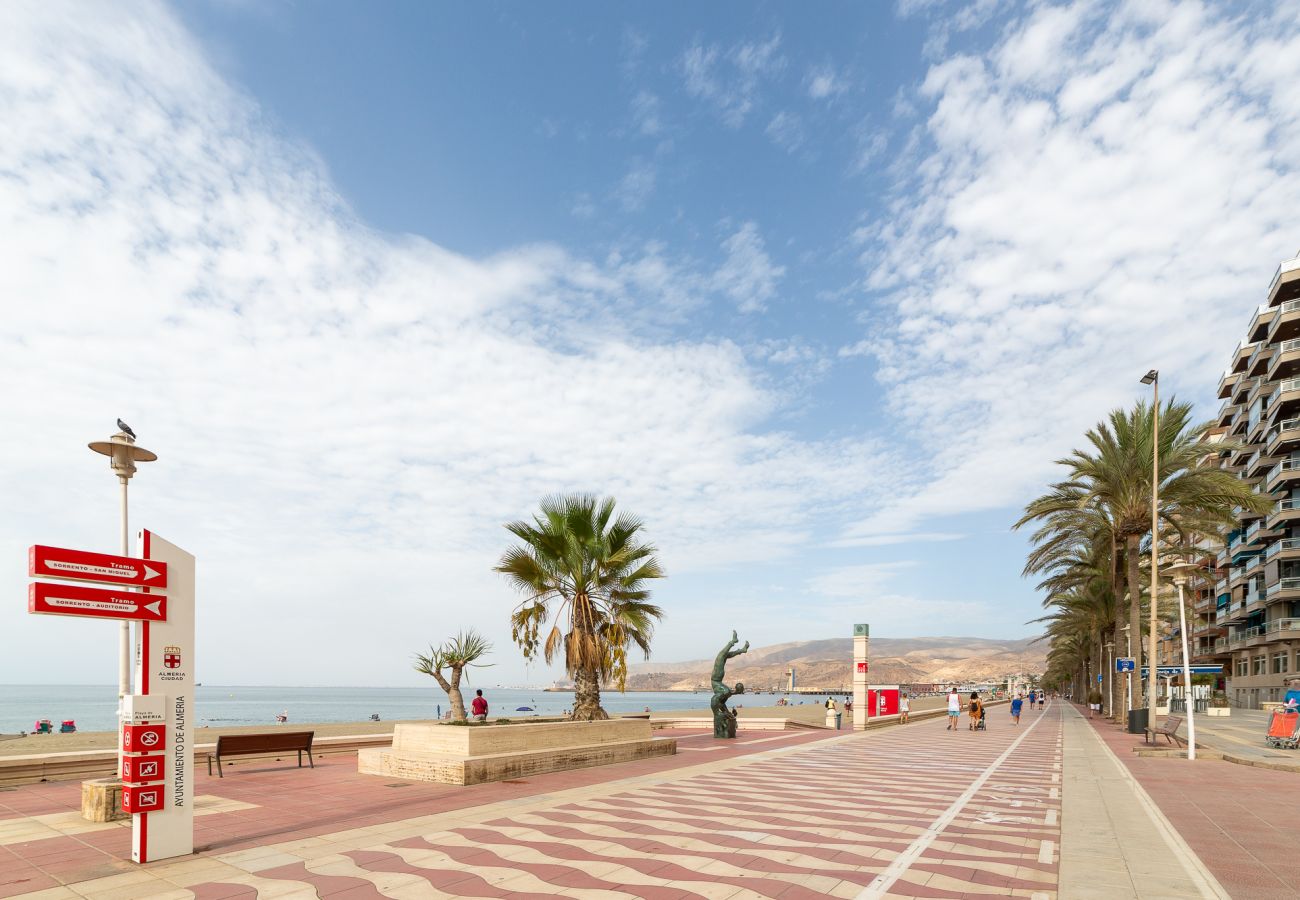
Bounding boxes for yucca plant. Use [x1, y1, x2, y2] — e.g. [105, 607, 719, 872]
[413, 629, 493, 722]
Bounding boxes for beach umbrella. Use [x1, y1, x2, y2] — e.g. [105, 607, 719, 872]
[516, 706, 534, 712]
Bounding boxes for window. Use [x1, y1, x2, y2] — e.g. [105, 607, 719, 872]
[1236, 658, 1249, 677]
[1273, 652, 1290, 675]
[1254, 655, 1268, 676]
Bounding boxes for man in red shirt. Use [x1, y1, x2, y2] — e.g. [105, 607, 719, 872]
[471, 689, 488, 721]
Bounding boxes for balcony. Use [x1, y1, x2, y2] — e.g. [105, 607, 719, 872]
[1269, 497, 1300, 529]
[1269, 576, 1300, 600]
[1268, 457, 1300, 491]
[1217, 400, 1242, 428]
[1267, 417, 1300, 454]
[1249, 343, 1276, 377]
[1218, 369, 1241, 400]
[1267, 256, 1300, 309]
[1269, 377, 1300, 424]
[1267, 537, 1300, 561]
[1245, 449, 1276, 478]
[1268, 336, 1300, 381]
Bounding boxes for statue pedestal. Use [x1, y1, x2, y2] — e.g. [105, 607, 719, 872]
[825, 708, 840, 730]
[359, 719, 674, 785]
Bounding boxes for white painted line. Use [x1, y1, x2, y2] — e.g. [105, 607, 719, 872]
[1045, 809, 1057, 826]
[1038, 840, 1054, 864]
[1049, 787, 1059, 800]
[856, 706, 1048, 899]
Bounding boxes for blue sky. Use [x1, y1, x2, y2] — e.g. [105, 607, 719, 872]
[3, 0, 1300, 687]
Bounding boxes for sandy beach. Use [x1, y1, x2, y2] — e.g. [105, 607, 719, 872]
[0, 694, 958, 757]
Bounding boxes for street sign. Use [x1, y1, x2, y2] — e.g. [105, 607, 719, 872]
[1115, 657, 1136, 672]
[29, 544, 167, 589]
[29, 582, 166, 622]
[122, 785, 164, 814]
[122, 754, 165, 784]
[1097, 674, 1103, 683]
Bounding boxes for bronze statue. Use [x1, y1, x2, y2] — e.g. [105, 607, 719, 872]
[711, 630, 749, 738]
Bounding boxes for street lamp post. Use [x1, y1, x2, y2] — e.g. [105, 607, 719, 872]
[1141, 369, 1160, 729]
[1166, 560, 1200, 761]
[1122, 623, 1132, 718]
[1105, 641, 1115, 718]
[88, 429, 157, 728]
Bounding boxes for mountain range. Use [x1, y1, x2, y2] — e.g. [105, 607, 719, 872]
[626, 636, 1046, 691]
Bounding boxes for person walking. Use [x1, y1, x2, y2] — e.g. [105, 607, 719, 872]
[471, 689, 489, 722]
[968, 692, 983, 731]
[1010, 693, 1023, 725]
[1039, 692, 1046, 710]
[946, 688, 961, 731]
[899, 693, 910, 724]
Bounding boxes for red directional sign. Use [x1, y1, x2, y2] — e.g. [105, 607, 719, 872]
[122, 754, 165, 785]
[29, 583, 166, 623]
[122, 723, 166, 752]
[29, 545, 167, 589]
[122, 785, 164, 814]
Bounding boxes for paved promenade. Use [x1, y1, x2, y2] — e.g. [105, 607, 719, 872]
[0, 701, 1269, 899]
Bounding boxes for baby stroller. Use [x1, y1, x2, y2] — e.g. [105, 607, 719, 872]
[975, 706, 988, 731]
[1266, 709, 1300, 749]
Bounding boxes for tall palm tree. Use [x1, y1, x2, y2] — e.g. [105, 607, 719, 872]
[414, 630, 493, 722]
[1019, 398, 1268, 713]
[496, 494, 665, 721]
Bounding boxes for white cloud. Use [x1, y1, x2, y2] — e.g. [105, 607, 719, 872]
[613, 157, 656, 211]
[848, 0, 1300, 539]
[712, 222, 785, 313]
[806, 66, 844, 100]
[682, 34, 784, 128]
[0, 2, 897, 686]
[630, 90, 663, 136]
[765, 110, 805, 153]
[807, 562, 916, 598]
[829, 532, 964, 548]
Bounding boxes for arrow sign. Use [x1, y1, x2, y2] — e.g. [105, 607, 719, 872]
[30, 545, 167, 589]
[29, 582, 167, 622]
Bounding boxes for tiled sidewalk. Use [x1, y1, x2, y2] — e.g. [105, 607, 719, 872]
[2, 711, 1063, 898]
[1080, 704, 1300, 899]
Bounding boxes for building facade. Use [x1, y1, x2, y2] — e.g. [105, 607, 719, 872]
[1201, 253, 1300, 708]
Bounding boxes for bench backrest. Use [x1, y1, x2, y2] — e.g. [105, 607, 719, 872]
[1160, 716, 1182, 732]
[216, 731, 314, 755]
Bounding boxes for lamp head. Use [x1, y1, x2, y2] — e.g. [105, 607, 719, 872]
[1140, 369, 1159, 385]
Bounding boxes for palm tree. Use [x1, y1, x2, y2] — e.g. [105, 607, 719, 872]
[1019, 398, 1269, 713]
[496, 494, 664, 721]
[413, 630, 493, 722]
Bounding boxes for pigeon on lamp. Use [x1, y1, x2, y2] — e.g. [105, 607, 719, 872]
[116, 418, 136, 439]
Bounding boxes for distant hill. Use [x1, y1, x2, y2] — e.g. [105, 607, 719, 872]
[626, 636, 1045, 691]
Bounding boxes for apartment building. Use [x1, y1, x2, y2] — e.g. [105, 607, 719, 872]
[1201, 253, 1300, 708]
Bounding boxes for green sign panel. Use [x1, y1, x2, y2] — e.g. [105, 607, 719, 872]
[854, 623, 869, 636]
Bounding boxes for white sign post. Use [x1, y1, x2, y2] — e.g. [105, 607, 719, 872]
[126, 529, 195, 863]
[852, 623, 869, 731]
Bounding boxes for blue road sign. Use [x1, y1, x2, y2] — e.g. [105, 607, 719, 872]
[1115, 658, 1135, 672]
[1097, 674, 1103, 683]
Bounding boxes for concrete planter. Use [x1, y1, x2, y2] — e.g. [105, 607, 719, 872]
[1206, 706, 1231, 717]
[1156, 706, 1170, 715]
[359, 718, 674, 785]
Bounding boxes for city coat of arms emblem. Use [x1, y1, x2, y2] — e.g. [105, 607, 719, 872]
[163, 646, 182, 669]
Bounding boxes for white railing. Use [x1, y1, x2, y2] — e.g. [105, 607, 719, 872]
[1269, 538, 1300, 557]
[1277, 296, 1300, 315]
[1277, 498, 1300, 512]
[1278, 577, 1300, 593]
[1279, 338, 1300, 355]
[1279, 377, 1300, 394]
[1214, 637, 1228, 652]
[1230, 625, 1265, 646]
[1273, 458, 1300, 481]
[1272, 417, 1300, 439]
[1266, 618, 1300, 636]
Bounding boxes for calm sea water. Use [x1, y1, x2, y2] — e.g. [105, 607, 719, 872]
[0, 685, 833, 734]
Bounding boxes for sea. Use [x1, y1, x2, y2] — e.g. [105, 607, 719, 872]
[0, 685, 833, 734]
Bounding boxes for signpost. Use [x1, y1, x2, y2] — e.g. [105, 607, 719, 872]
[1115, 657, 1136, 673]
[29, 582, 166, 622]
[25, 529, 195, 864]
[30, 545, 167, 588]
[852, 624, 869, 731]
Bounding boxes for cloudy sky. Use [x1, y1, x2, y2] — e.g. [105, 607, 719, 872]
[4, 0, 1300, 688]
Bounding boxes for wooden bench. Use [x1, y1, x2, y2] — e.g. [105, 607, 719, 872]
[208, 731, 315, 777]
[1144, 715, 1184, 746]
